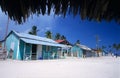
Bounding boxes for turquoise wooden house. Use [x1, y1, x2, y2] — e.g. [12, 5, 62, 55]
[71, 44, 95, 58]
[4, 30, 66, 60]
[71, 44, 83, 57]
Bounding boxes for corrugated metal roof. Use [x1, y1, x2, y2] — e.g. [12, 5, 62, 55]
[13, 31, 57, 43]
[79, 44, 91, 51]
[20, 38, 67, 47]
[12, 31, 67, 48]
[75, 44, 91, 51]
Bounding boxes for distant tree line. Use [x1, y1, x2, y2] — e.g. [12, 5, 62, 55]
[45, 30, 66, 40]
[100, 43, 120, 55]
[28, 26, 67, 40]
[28, 26, 81, 46]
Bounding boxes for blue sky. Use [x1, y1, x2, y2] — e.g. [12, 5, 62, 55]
[0, 8, 120, 49]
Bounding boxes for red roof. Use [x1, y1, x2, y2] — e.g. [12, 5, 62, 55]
[55, 39, 71, 45]
[55, 40, 65, 43]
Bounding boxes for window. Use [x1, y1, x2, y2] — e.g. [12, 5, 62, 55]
[10, 42, 14, 50]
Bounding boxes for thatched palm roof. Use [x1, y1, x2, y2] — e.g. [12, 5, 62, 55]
[0, 0, 120, 24]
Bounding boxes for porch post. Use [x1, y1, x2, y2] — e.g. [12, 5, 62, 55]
[23, 43, 26, 60]
[56, 47, 58, 59]
[30, 44, 32, 60]
[67, 48, 68, 57]
[16, 39, 20, 60]
[61, 48, 63, 58]
[47, 47, 49, 59]
[71, 49, 73, 57]
[77, 51, 79, 58]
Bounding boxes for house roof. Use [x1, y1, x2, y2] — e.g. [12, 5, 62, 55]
[79, 45, 91, 51]
[55, 40, 65, 43]
[55, 39, 71, 45]
[20, 38, 66, 47]
[76, 44, 91, 51]
[9, 30, 67, 48]
[13, 31, 56, 43]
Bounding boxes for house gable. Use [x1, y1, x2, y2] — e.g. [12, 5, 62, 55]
[5, 31, 19, 59]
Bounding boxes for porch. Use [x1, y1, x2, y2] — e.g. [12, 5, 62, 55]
[22, 44, 60, 60]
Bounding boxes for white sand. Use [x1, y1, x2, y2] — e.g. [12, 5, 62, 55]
[0, 56, 120, 78]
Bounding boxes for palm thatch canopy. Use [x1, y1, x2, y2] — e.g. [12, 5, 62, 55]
[0, 0, 120, 24]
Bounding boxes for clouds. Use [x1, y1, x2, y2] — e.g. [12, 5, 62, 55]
[0, 8, 66, 40]
[22, 10, 59, 36]
[0, 7, 60, 40]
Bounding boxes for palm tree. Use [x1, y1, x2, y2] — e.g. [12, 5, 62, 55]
[113, 43, 116, 53]
[112, 43, 119, 57]
[118, 44, 120, 54]
[61, 35, 66, 40]
[75, 40, 80, 45]
[113, 43, 117, 50]
[55, 33, 61, 40]
[116, 45, 119, 52]
[45, 30, 52, 39]
[118, 44, 120, 49]
[28, 26, 39, 35]
[77, 40, 80, 44]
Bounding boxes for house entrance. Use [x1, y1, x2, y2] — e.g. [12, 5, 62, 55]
[31, 44, 37, 60]
[73, 52, 78, 57]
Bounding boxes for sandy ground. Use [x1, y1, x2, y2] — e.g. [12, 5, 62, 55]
[0, 56, 120, 78]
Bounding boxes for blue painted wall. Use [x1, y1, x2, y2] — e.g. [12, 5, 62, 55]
[42, 45, 58, 59]
[19, 40, 25, 60]
[71, 45, 83, 57]
[6, 32, 19, 59]
[19, 40, 32, 60]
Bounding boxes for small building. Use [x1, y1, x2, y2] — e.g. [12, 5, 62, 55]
[71, 44, 83, 57]
[3, 30, 67, 60]
[71, 44, 95, 58]
[55, 39, 72, 58]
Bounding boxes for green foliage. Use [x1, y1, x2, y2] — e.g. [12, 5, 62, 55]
[54, 33, 67, 40]
[112, 43, 120, 53]
[45, 30, 52, 39]
[61, 35, 66, 40]
[75, 40, 80, 45]
[28, 26, 38, 35]
[76, 40, 80, 44]
[55, 33, 61, 40]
